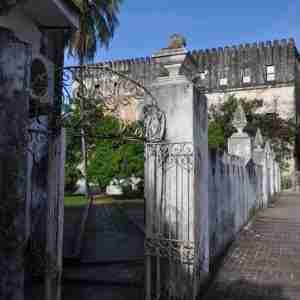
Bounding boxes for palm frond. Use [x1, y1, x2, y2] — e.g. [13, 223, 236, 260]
[66, 0, 122, 63]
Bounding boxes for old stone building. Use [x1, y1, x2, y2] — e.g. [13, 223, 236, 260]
[0, 1, 79, 299]
[90, 37, 300, 180]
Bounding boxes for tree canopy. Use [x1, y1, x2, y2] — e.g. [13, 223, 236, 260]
[65, 104, 144, 193]
[208, 95, 297, 170]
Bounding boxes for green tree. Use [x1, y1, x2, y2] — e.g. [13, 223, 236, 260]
[86, 115, 144, 190]
[208, 95, 297, 170]
[64, 0, 122, 196]
[208, 121, 226, 149]
[65, 109, 144, 192]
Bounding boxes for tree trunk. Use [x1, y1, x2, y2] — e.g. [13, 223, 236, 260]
[0, 27, 31, 300]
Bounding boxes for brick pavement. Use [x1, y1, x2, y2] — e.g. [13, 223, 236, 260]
[203, 192, 300, 300]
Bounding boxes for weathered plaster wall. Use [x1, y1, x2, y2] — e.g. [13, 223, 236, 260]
[0, 26, 31, 300]
[206, 85, 296, 120]
[0, 8, 41, 54]
[191, 39, 296, 90]
[295, 61, 300, 171]
[208, 151, 262, 265]
[0, 8, 56, 104]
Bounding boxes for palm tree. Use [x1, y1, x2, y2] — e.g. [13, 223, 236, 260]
[66, 0, 122, 63]
[65, 0, 122, 257]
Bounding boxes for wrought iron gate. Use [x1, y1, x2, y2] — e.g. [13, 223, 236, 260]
[144, 142, 197, 300]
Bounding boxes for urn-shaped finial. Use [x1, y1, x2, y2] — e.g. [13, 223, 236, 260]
[232, 103, 247, 134]
[167, 34, 187, 49]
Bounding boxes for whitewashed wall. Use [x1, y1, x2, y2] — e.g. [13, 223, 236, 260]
[208, 148, 280, 266]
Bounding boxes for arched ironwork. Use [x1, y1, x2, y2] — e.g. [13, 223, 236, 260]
[28, 64, 166, 143]
[57, 65, 162, 139]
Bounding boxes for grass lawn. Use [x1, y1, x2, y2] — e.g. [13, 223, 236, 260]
[64, 194, 144, 207]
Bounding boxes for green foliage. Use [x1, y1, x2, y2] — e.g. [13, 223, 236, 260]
[87, 140, 119, 189]
[86, 116, 144, 189]
[65, 105, 144, 193]
[208, 121, 226, 149]
[64, 104, 84, 193]
[208, 95, 297, 169]
[65, 129, 82, 193]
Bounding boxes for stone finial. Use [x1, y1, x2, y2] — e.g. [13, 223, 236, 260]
[254, 128, 264, 149]
[232, 103, 247, 134]
[152, 35, 188, 78]
[167, 34, 187, 49]
[265, 140, 271, 155]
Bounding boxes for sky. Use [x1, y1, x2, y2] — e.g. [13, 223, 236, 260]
[65, 0, 300, 66]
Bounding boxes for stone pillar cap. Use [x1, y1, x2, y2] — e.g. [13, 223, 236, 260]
[152, 34, 188, 78]
[152, 47, 188, 64]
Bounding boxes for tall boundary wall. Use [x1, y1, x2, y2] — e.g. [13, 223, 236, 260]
[208, 152, 262, 264]
[144, 42, 281, 300]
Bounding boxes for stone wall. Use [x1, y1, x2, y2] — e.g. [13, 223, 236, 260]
[208, 151, 261, 263]
[206, 85, 295, 119]
[144, 41, 282, 299]
[0, 26, 31, 300]
[94, 39, 298, 91]
[0, 8, 67, 300]
[91, 39, 299, 135]
[191, 39, 297, 91]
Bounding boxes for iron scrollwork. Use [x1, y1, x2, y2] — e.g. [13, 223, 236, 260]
[60, 65, 159, 124]
[147, 142, 194, 171]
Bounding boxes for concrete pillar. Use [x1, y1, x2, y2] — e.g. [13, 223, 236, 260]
[144, 38, 208, 299]
[294, 171, 300, 192]
[253, 129, 268, 207]
[265, 141, 273, 200]
[228, 103, 251, 164]
[270, 149, 275, 196]
[0, 27, 31, 300]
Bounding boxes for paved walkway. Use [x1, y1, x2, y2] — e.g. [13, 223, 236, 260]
[204, 192, 300, 300]
[62, 203, 145, 300]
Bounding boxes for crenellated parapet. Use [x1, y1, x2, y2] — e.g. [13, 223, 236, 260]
[193, 38, 297, 91]
[91, 38, 299, 93]
[90, 56, 160, 87]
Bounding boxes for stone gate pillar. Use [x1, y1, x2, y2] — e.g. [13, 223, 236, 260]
[144, 38, 208, 300]
[0, 27, 31, 300]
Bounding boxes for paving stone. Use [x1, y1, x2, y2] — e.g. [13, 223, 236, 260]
[203, 192, 300, 300]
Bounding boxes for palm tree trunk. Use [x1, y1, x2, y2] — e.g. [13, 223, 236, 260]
[74, 54, 94, 257]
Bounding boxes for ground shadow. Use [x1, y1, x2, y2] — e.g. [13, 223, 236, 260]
[202, 278, 292, 300]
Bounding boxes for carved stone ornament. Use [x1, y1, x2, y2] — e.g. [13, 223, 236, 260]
[254, 128, 264, 149]
[265, 140, 271, 155]
[144, 104, 166, 142]
[232, 103, 247, 134]
[168, 34, 187, 49]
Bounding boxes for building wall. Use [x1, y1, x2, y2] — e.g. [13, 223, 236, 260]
[206, 85, 296, 119]
[0, 6, 64, 265]
[0, 8, 41, 54]
[192, 39, 296, 91]
[295, 61, 300, 170]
